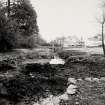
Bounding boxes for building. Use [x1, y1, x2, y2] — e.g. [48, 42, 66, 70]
[86, 35, 102, 47]
[54, 36, 85, 48]
[63, 36, 85, 47]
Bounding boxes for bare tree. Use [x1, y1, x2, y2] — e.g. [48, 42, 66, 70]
[7, 0, 10, 17]
[97, 1, 105, 56]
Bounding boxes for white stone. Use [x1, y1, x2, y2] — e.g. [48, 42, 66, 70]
[59, 93, 69, 101]
[92, 78, 99, 82]
[38, 95, 61, 105]
[85, 77, 92, 81]
[77, 78, 83, 81]
[52, 96, 60, 105]
[41, 95, 54, 105]
[67, 88, 77, 95]
[66, 85, 77, 95]
[68, 78, 77, 84]
[75, 102, 79, 105]
[29, 73, 35, 78]
[100, 77, 105, 81]
[33, 95, 64, 105]
[41, 98, 51, 105]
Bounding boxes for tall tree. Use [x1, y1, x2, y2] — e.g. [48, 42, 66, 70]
[9, 0, 39, 36]
[7, 0, 10, 16]
[0, 0, 39, 50]
[97, 1, 105, 56]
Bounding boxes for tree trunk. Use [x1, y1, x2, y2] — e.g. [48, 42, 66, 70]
[102, 23, 105, 56]
[7, 0, 10, 17]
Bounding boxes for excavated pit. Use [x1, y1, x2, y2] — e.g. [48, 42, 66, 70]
[0, 62, 68, 104]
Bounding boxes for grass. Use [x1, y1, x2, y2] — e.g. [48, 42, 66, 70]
[59, 79, 105, 105]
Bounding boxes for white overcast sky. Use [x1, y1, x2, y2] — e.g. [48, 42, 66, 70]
[30, 0, 102, 42]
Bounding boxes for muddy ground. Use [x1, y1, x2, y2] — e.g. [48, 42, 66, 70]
[0, 48, 105, 105]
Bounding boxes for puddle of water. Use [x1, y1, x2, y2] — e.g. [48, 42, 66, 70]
[49, 56, 65, 65]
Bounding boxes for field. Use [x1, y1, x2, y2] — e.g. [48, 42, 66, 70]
[0, 47, 105, 105]
[65, 47, 103, 55]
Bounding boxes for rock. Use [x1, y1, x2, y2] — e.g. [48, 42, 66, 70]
[77, 78, 83, 81]
[59, 93, 69, 101]
[39, 95, 61, 105]
[85, 77, 100, 82]
[41, 95, 54, 105]
[29, 73, 35, 78]
[66, 84, 77, 95]
[100, 77, 105, 81]
[92, 78, 99, 82]
[68, 78, 77, 84]
[85, 77, 92, 81]
[52, 96, 60, 105]
[75, 102, 79, 105]
[34, 94, 68, 105]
